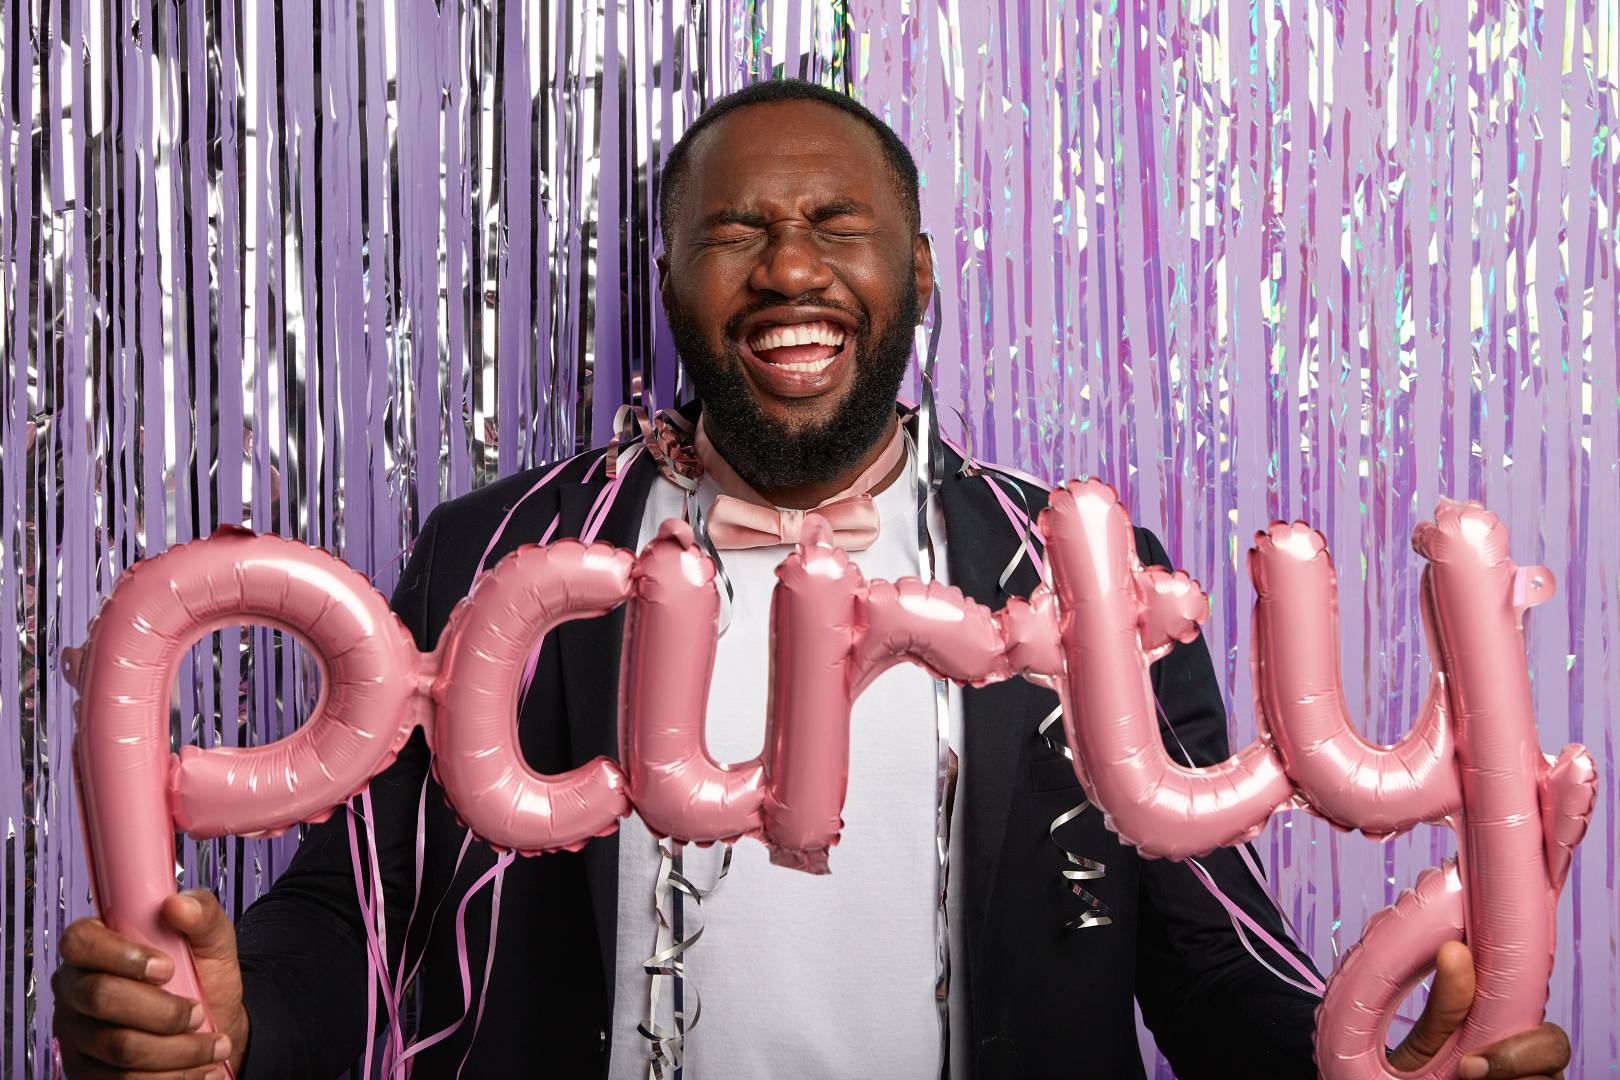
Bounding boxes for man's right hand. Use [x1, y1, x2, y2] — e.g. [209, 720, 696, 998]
[52, 889, 250, 1079]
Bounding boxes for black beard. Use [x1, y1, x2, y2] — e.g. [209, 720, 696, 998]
[666, 281, 919, 494]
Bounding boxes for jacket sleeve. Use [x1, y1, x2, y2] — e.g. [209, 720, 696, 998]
[1130, 527, 1323, 1079]
[234, 508, 445, 1078]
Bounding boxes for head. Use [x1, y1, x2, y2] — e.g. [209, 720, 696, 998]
[656, 80, 934, 494]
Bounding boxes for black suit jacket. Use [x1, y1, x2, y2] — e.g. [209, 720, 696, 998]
[235, 415, 1321, 1078]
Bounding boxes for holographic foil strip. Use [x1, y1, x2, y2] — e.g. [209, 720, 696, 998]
[854, 1, 1620, 1071]
[3, 1, 1618, 1074]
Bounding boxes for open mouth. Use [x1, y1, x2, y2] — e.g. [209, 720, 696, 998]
[744, 319, 847, 372]
[734, 314, 855, 398]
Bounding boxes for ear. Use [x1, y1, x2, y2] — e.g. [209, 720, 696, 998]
[656, 252, 670, 308]
[912, 232, 935, 320]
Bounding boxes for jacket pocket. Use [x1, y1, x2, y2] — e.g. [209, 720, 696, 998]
[1028, 754, 1083, 792]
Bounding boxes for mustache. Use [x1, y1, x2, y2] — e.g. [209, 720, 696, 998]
[721, 298, 869, 341]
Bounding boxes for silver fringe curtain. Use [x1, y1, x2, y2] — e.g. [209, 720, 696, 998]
[3, 0, 1617, 1074]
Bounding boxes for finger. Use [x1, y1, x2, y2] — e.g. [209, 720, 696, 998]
[74, 1016, 231, 1072]
[1392, 941, 1475, 1066]
[60, 1051, 227, 1080]
[1458, 1022, 1571, 1079]
[161, 890, 237, 965]
[54, 1010, 228, 1080]
[54, 1044, 126, 1080]
[54, 969, 202, 1034]
[59, 917, 175, 983]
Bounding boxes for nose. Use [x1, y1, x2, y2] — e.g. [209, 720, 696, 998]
[748, 225, 835, 297]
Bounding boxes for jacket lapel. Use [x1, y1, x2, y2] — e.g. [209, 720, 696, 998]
[936, 453, 1053, 981]
[555, 449, 662, 1003]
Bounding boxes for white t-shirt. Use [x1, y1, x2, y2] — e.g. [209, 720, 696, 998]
[611, 445, 969, 1078]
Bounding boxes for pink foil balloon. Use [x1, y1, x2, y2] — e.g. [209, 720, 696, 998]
[68, 486, 1594, 1080]
[1248, 520, 1463, 836]
[431, 539, 633, 854]
[1305, 503, 1597, 1079]
[1037, 481, 1595, 1080]
[1319, 861, 1469, 1072]
[997, 585, 1067, 682]
[762, 517, 1012, 870]
[617, 520, 764, 844]
[851, 576, 1010, 693]
[1040, 479, 1294, 858]
[67, 527, 420, 1023]
[759, 521, 868, 872]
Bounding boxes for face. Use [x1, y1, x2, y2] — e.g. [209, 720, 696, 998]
[658, 100, 935, 492]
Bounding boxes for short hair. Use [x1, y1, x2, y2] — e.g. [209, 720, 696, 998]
[658, 79, 921, 245]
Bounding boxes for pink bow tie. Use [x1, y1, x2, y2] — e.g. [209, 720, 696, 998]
[705, 493, 882, 550]
[694, 417, 905, 552]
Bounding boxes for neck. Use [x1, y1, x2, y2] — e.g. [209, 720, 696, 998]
[702, 415, 907, 510]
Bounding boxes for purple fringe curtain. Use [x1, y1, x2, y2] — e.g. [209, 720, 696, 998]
[1, 0, 1615, 1074]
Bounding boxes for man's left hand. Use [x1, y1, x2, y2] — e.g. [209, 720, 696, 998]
[1387, 940, 1571, 1079]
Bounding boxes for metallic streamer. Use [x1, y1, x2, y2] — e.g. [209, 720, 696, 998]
[638, 841, 733, 1078]
[911, 249, 955, 1075]
[1036, 706, 1112, 931]
[3, 0, 1618, 1074]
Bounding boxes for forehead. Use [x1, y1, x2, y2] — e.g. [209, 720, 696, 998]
[679, 100, 900, 216]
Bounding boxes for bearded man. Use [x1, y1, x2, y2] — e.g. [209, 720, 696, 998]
[52, 79, 1570, 1080]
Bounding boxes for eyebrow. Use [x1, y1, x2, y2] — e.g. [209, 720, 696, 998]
[806, 199, 871, 222]
[698, 199, 874, 231]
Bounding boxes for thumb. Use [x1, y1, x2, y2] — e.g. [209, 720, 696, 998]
[1390, 941, 1476, 1069]
[161, 888, 238, 965]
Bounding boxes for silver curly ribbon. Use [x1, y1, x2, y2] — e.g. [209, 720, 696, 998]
[947, 405, 1044, 593]
[639, 840, 734, 1079]
[1037, 705, 1113, 930]
[635, 408, 738, 1080]
[956, 404, 1110, 934]
[911, 236, 958, 1077]
[685, 495, 737, 639]
[625, 235, 958, 1074]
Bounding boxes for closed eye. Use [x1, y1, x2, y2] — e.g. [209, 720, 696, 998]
[809, 201, 876, 239]
[818, 224, 875, 239]
[695, 227, 765, 247]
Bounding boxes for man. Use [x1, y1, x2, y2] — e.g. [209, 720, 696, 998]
[53, 80, 1570, 1079]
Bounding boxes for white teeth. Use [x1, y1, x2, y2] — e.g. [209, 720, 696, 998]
[745, 318, 847, 352]
[775, 356, 836, 374]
